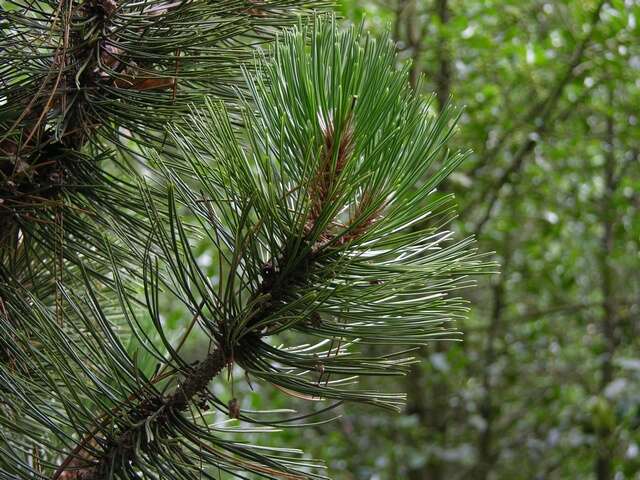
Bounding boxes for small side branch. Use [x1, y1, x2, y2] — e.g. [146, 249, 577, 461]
[55, 348, 227, 479]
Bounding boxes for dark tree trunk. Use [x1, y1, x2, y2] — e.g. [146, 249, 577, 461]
[595, 86, 617, 480]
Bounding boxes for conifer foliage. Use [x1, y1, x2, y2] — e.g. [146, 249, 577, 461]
[0, 0, 323, 280]
[1, 8, 491, 479]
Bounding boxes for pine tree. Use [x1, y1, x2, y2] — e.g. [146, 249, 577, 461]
[1, 8, 492, 479]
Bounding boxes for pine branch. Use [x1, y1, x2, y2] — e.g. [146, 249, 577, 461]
[1, 0, 326, 276]
[55, 348, 227, 480]
[2, 17, 493, 480]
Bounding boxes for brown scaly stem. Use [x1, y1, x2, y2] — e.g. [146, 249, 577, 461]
[305, 104, 355, 238]
[55, 348, 228, 479]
